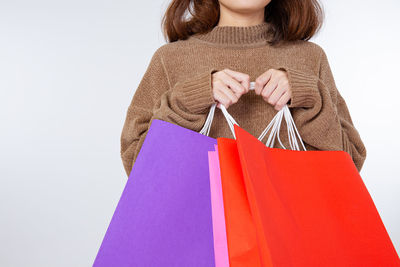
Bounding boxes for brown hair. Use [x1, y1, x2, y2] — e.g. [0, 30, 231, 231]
[161, 0, 324, 46]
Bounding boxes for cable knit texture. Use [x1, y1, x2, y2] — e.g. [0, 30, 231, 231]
[120, 21, 367, 176]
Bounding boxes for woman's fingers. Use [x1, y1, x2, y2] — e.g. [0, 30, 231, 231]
[275, 91, 291, 111]
[261, 77, 279, 100]
[220, 72, 248, 97]
[211, 68, 251, 109]
[254, 69, 273, 95]
[213, 81, 239, 108]
[266, 83, 286, 106]
[255, 68, 292, 109]
[222, 68, 250, 94]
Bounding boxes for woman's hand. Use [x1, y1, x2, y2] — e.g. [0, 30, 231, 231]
[254, 68, 292, 111]
[212, 68, 250, 109]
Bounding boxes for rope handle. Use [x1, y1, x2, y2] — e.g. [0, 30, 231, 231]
[199, 82, 306, 151]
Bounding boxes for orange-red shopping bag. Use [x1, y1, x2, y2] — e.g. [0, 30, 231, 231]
[232, 117, 400, 266]
[201, 101, 262, 266]
[217, 138, 261, 267]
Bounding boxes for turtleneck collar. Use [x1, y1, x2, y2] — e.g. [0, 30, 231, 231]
[189, 21, 273, 48]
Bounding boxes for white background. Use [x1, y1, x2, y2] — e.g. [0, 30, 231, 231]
[0, 0, 399, 266]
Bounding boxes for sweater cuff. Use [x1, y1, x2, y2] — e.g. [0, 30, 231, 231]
[278, 67, 319, 108]
[178, 68, 218, 114]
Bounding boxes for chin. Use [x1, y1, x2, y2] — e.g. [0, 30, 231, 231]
[219, 0, 271, 13]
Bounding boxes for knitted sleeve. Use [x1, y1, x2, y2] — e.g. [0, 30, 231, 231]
[120, 47, 217, 177]
[278, 47, 367, 172]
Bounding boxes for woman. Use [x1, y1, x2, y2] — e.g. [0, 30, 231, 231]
[120, 0, 367, 176]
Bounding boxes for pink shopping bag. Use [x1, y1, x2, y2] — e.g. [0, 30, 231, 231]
[208, 144, 230, 267]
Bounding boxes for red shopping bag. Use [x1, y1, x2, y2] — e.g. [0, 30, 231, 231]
[217, 138, 261, 267]
[232, 122, 400, 266]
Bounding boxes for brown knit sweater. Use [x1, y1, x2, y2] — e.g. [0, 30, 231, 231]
[120, 21, 367, 177]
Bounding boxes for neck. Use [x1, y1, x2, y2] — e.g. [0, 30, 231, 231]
[217, 5, 265, 27]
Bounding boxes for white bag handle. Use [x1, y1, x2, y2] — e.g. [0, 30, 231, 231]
[199, 82, 306, 151]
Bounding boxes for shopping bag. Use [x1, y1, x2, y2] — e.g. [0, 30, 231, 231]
[208, 144, 229, 267]
[204, 99, 399, 266]
[217, 138, 262, 267]
[197, 101, 263, 266]
[231, 106, 400, 266]
[94, 119, 217, 267]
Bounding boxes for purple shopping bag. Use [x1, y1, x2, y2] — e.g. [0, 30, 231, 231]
[94, 119, 217, 267]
